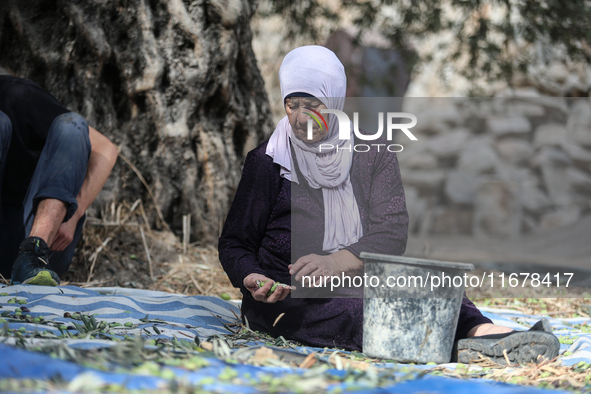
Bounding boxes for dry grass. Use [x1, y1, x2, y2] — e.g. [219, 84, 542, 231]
[61, 199, 241, 300]
[433, 357, 591, 391]
[472, 297, 591, 319]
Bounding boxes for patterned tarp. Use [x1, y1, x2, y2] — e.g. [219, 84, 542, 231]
[0, 284, 589, 393]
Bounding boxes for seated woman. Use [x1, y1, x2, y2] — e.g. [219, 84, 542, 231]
[219, 45, 559, 365]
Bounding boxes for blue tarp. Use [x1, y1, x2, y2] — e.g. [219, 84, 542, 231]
[0, 345, 578, 393]
[0, 284, 589, 393]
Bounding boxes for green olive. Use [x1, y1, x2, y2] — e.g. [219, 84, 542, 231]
[267, 282, 279, 296]
[256, 279, 287, 296]
[256, 279, 270, 288]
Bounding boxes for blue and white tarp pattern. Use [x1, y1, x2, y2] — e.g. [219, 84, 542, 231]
[0, 284, 589, 393]
[0, 285, 239, 349]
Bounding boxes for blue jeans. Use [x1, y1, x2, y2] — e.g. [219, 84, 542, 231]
[0, 110, 91, 278]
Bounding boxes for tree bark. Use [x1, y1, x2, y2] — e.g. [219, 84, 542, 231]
[0, 0, 273, 243]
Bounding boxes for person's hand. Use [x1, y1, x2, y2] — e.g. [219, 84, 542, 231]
[467, 323, 514, 337]
[50, 215, 79, 251]
[243, 273, 291, 303]
[289, 254, 342, 285]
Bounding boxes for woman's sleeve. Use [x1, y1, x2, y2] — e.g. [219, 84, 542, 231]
[344, 148, 409, 257]
[218, 148, 275, 289]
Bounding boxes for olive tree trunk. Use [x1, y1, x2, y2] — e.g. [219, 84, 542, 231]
[0, 0, 272, 243]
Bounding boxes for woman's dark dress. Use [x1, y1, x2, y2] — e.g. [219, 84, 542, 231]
[218, 138, 492, 350]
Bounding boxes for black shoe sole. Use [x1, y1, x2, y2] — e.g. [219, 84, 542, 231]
[455, 331, 560, 366]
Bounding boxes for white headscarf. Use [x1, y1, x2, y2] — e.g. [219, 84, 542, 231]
[265, 45, 363, 253]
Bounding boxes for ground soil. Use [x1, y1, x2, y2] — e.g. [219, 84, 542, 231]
[58, 202, 242, 300]
[405, 216, 591, 270]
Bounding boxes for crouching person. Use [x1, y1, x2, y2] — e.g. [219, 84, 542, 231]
[0, 75, 118, 285]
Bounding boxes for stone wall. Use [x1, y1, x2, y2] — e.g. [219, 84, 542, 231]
[398, 93, 591, 238]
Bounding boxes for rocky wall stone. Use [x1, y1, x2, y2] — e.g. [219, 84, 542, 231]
[473, 181, 522, 238]
[398, 95, 591, 237]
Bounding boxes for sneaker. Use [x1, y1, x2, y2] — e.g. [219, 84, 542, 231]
[10, 236, 60, 286]
[453, 318, 560, 365]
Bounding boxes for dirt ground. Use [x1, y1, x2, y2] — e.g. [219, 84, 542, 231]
[405, 221, 591, 300]
[59, 201, 243, 300]
[405, 216, 591, 270]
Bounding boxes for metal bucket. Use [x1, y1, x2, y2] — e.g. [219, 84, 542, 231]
[361, 252, 474, 364]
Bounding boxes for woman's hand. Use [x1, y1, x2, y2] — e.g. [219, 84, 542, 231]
[289, 254, 342, 285]
[289, 250, 363, 286]
[243, 273, 291, 303]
